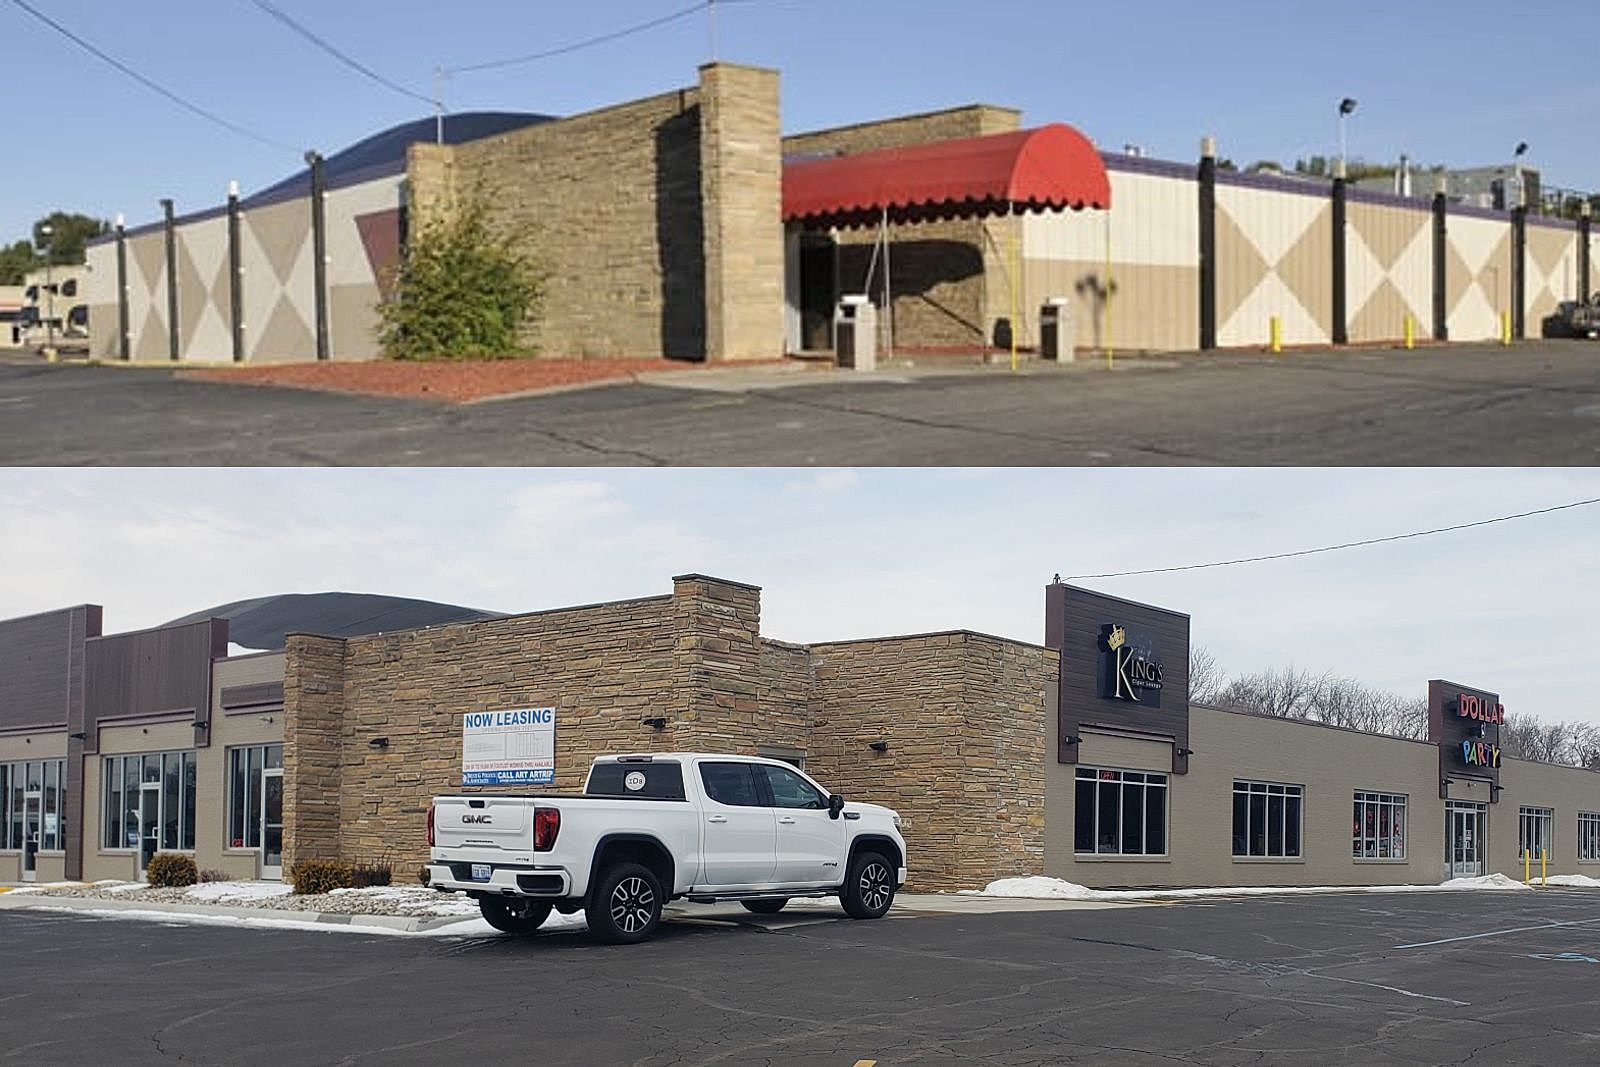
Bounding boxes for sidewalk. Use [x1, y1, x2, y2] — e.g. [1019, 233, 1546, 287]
[0, 880, 1147, 936]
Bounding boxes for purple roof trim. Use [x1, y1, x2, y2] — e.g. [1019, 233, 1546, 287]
[1527, 213, 1577, 232]
[1446, 202, 1511, 223]
[1345, 185, 1433, 211]
[1101, 153, 1195, 181]
[1215, 168, 1332, 198]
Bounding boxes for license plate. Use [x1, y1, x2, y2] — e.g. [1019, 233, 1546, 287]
[471, 864, 492, 882]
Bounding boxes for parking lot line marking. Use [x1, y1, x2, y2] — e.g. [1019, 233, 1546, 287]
[1307, 973, 1469, 1006]
[853, 1060, 877, 1067]
[1395, 916, 1600, 950]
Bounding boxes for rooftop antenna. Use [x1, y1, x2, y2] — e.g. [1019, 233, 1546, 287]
[433, 66, 449, 144]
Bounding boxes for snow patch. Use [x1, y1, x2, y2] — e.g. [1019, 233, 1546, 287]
[1543, 874, 1600, 888]
[969, 873, 1532, 900]
[185, 881, 294, 903]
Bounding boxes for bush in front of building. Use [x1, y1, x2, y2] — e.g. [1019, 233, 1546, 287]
[196, 868, 233, 883]
[350, 860, 392, 889]
[376, 188, 543, 361]
[290, 859, 354, 895]
[146, 852, 198, 888]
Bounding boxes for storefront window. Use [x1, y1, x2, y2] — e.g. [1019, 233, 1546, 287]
[102, 751, 196, 853]
[1519, 806, 1554, 859]
[1074, 767, 1168, 856]
[1233, 781, 1303, 858]
[1353, 791, 1406, 859]
[1579, 813, 1600, 862]
[228, 745, 283, 849]
[0, 760, 65, 851]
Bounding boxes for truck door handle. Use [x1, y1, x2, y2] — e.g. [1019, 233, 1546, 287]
[777, 817, 796, 825]
[707, 815, 727, 824]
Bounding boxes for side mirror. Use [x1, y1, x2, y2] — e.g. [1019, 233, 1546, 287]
[828, 793, 845, 820]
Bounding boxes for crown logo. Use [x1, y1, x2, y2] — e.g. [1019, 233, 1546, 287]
[1106, 625, 1126, 651]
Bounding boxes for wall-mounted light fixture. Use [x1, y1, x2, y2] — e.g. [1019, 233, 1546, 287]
[1176, 747, 1195, 757]
[192, 721, 209, 730]
[1062, 735, 1082, 745]
[68, 732, 87, 741]
[368, 737, 390, 748]
[868, 740, 889, 753]
[641, 716, 667, 731]
[260, 715, 275, 724]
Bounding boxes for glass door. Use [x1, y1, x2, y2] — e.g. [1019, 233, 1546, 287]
[1447, 803, 1486, 878]
[261, 768, 283, 879]
[21, 792, 40, 881]
[139, 785, 161, 873]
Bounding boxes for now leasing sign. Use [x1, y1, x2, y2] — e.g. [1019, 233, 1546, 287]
[462, 707, 556, 786]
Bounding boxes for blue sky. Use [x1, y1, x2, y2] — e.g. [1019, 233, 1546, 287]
[5, 0, 1597, 241]
[2, 468, 1598, 727]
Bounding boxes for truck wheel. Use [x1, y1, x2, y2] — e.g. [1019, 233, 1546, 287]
[741, 898, 788, 915]
[840, 850, 896, 919]
[587, 862, 663, 944]
[479, 896, 553, 934]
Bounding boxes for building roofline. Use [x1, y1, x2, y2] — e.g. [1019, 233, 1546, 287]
[808, 627, 1053, 653]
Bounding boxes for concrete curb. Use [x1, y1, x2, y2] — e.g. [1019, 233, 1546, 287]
[0, 891, 470, 932]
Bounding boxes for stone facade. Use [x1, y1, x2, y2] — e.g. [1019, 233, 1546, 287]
[805, 632, 1054, 891]
[407, 63, 782, 361]
[280, 575, 1054, 891]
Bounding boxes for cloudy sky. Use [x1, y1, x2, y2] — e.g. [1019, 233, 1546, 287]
[3, 468, 1597, 726]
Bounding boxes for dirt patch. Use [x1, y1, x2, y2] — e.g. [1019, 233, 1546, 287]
[181, 357, 734, 403]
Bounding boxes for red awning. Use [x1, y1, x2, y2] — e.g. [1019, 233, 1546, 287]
[783, 123, 1111, 228]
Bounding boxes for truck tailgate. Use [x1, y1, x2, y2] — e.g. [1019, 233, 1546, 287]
[433, 796, 534, 849]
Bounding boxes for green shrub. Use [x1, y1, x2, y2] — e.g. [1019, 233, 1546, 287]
[350, 861, 392, 889]
[377, 189, 542, 361]
[290, 859, 354, 895]
[146, 852, 198, 888]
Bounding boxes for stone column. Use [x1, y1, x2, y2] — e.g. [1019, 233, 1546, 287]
[283, 633, 348, 870]
[697, 63, 783, 361]
[671, 574, 763, 748]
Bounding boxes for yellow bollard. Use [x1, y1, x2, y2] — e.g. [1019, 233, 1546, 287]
[1404, 315, 1414, 351]
[1270, 315, 1282, 354]
[1500, 310, 1512, 346]
[1541, 848, 1547, 887]
[1524, 849, 1531, 885]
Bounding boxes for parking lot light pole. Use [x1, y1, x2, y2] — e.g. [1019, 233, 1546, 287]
[40, 223, 55, 354]
[1338, 97, 1358, 174]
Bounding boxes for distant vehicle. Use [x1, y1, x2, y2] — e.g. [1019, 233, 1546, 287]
[427, 753, 907, 944]
[1542, 295, 1600, 339]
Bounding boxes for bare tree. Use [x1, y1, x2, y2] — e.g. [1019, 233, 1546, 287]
[1214, 665, 1329, 720]
[1188, 645, 1225, 706]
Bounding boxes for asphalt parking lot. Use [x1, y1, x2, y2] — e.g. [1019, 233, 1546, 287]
[3, 890, 1597, 1065]
[1, 341, 1598, 465]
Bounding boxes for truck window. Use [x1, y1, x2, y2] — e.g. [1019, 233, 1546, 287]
[586, 762, 686, 800]
[760, 765, 826, 809]
[699, 762, 762, 807]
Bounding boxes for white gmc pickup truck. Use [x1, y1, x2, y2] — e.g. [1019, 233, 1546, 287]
[426, 753, 907, 944]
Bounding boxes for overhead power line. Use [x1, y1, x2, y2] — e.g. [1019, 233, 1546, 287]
[246, 0, 434, 106]
[9, 0, 296, 153]
[1063, 496, 1600, 581]
[448, 0, 710, 74]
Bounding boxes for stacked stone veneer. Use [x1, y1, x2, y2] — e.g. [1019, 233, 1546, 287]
[804, 633, 1053, 890]
[282, 575, 1054, 891]
[408, 63, 781, 361]
[783, 105, 1023, 350]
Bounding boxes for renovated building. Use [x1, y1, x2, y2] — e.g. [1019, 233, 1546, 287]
[3, 575, 1595, 893]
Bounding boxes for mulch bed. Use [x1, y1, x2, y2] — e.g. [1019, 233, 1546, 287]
[181, 357, 722, 403]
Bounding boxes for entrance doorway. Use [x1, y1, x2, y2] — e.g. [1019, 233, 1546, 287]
[21, 791, 40, 882]
[139, 783, 161, 873]
[261, 768, 283, 880]
[798, 234, 838, 352]
[1446, 802, 1487, 879]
